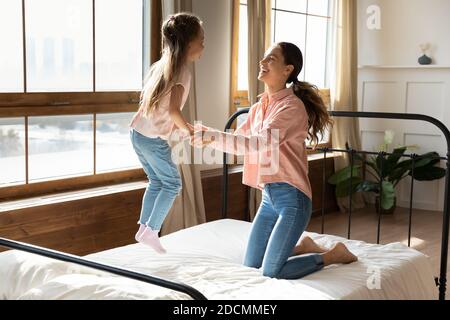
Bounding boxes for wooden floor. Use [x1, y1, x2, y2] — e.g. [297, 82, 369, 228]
[307, 205, 449, 288]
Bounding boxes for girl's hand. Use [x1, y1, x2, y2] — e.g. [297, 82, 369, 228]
[186, 122, 195, 136]
[196, 124, 210, 131]
[190, 130, 215, 147]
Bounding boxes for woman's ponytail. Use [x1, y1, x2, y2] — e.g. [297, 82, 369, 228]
[278, 42, 333, 147]
[291, 79, 333, 146]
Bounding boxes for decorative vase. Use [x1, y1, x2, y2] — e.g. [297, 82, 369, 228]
[418, 54, 432, 65]
[375, 195, 396, 215]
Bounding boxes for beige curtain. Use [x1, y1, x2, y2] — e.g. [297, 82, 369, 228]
[247, 0, 270, 106]
[150, 0, 162, 64]
[330, 0, 365, 212]
[246, 0, 271, 220]
[160, 0, 207, 235]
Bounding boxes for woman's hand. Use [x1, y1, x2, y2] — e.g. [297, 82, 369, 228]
[190, 127, 215, 147]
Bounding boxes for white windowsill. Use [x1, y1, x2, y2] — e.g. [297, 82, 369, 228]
[200, 151, 341, 178]
[0, 181, 148, 212]
[1, 152, 342, 211]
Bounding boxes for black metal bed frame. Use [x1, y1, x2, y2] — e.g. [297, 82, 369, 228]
[0, 237, 207, 300]
[0, 110, 448, 300]
[222, 110, 450, 301]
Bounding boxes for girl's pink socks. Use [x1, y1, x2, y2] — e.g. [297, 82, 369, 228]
[138, 226, 167, 254]
[135, 224, 146, 243]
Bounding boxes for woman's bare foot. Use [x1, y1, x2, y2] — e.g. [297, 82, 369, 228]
[321, 242, 358, 266]
[292, 236, 328, 256]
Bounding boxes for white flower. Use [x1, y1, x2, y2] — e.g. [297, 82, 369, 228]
[419, 43, 430, 54]
[384, 130, 395, 145]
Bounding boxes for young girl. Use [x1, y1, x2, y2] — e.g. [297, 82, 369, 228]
[130, 13, 204, 254]
[193, 42, 357, 278]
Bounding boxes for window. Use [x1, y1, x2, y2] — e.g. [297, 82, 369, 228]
[96, 112, 139, 173]
[28, 114, 94, 182]
[0, 0, 150, 200]
[1, 0, 145, 93]
[232, 0, 333, 147]
[25, 0, 94, 92]
[0, 0, 24, 92]
[0, 118, 25, 186]
[95, 0, 143, 91]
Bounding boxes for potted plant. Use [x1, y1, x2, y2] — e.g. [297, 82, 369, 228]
[418, 42, 433, 65]
[328, 130, 446, 214]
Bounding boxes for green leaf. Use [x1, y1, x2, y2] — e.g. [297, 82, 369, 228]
[356, 180, 379, 193]
[376, 153, 388, 178]
[335, 177, 363, 198]
[328, 165, 360, 185]
[385, 147, 407, 172]
[380, 181, 395, 210]
[410, 166, 446, 181]
[365, 157, 380, 176]
[389, 166, 409, 184]
[427, 155, 442, 167]
[398, 152, 441, 170]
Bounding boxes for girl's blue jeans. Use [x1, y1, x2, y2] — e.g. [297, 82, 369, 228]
[130, 129, 182, 230]
[244, 182, 324, 279]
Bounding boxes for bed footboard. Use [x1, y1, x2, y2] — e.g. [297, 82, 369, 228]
[0, 237, 207, 300]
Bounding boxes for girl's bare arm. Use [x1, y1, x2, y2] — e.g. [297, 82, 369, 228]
[169, 84, 193, 136]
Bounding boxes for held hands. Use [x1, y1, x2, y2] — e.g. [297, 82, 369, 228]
[186, 122, 215, 147]
[186, 122, 195, 137]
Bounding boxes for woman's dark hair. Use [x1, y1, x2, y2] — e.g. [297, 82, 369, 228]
[277, 42, 333, 146]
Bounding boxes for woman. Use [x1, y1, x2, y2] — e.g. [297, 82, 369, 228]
[192, 42, 357, 279]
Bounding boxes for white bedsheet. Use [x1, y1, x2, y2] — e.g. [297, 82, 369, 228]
[0, 219, 438, 300]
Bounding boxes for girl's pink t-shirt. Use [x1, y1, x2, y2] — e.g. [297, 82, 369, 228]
[208, 87, 313, 200]
[130, 66, 191, 140]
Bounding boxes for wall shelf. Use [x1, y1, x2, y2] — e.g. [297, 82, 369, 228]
[358, 65, 450, 69]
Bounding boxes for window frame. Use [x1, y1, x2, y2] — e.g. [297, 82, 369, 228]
[230, 0, 333, 152]
[0, 0, 162, 201]
[0, 92, 145, 201]
[230, 0, 250, 131]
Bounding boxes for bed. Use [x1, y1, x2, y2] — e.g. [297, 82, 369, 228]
[0, 111, 449, 300]
[0, 218, 438, 300]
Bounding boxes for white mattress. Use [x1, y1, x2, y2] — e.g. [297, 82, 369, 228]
[0, 219, 438, 300]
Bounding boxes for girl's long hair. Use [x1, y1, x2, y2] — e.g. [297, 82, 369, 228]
[277, 42, 333, 147]
[139, 13, 202, 117]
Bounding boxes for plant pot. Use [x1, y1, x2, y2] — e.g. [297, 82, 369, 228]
[418, 54, 432, 65]
[375, 195, 396, 215]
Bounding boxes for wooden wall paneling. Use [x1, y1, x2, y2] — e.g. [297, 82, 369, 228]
[308, 156, 339, 215]
[201, 170, 248, 222]
[201, 157, 338, 223]
[0, 156, 338, 256]
[0, 188, 145, 255]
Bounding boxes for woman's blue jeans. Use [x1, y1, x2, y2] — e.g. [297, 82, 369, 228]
[244, 182, 324, 279]
[130, 129, 182, 230]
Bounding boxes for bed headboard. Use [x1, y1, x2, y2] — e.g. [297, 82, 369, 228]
[1, 109, 448, 300]
[221, 110, 450, 301]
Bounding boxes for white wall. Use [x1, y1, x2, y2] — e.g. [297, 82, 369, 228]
[357, 0, 450, 211]
[192, 0, 232, 130]
[358, 0, 450, 66]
